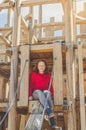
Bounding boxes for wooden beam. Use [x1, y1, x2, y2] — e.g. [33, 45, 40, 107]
[29, 100, 63, 112]
[19, 115, 26, 130]
[24, 14, 32, 21]
[22, 43, 66, 53]
[18, 45, 29, 108]
[34, 21, 86, 28]
[0, 2, 11, 10]
[38, 5, 42, 38]
[78, 43, 86, 130]
[8, 0, 21, 130]
[64, 0, 76, 130]
[21, 0, 60, 7]
[34, 22, 64, 28]
[21, 17, 29, 31]
[4, 30, 12, 37]
[30, 43, 53, 51]
[37, 35, 86, 43]
[76, 20, 86, 24]
[0, 102, 8, 112]
[7, 8, 13, 27]
[53, 42, 63, 105]
[0, 34, 11, 46]
[39, 36, 65, 42]
[61, 0, 65, 12]
[0, 27, 12, 32]
[0, 102, 8, 107]
[28, 7, 33, 43]
[0, 76, 5, 101]
[8, 47, 18, 130]
[77, 34, 86, 39]
[61, 0, 66, 2]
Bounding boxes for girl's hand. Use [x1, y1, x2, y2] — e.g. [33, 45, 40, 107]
[29, 96, 33, 100]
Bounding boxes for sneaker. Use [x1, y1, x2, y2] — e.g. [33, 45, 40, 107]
[52, 125, 59, 129]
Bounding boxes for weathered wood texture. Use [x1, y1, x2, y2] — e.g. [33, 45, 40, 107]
[18, 45, 29, 107]
[53, 43, 63, 105]
[78, 43, 86, 130]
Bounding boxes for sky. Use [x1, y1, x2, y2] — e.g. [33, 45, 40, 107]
[0, 0, 86, 36]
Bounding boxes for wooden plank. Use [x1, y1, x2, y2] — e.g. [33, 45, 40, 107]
[77, 35, 86, 39]
[0, 2, 11, 10]
[0, 27, 12, 32]
[39, 36, 65, 42]
[44, 17, 58, 37]
[21, 17, 28, 31]
[63, 112, 68, 130]
[21, 43, 66, 53]
[24, 21, 86, 30]
[78, 43, 86, 130]
[0, 34, 11, 46]
[3, 0, 9, 2]
[0, 76, 5, 100]
[21, 0, 60, 7]
[76, 20, 86, 24]
[28, 100, 62, 113]
[38, 5, 42, 38]
[82, 48, 86, 58]
[63, 74, 67, 98]
[53, 42, 63, 105]
[7, 8, 13, 27]
[4, 30, 12, 37]
[64, 0, 77, 130]
[38, 35, 86, 43]
[0, 103, 8, 107]
[8, 47, 18, 130]
[19, 115, 26, 130]
[8, 0, 21, 130]
[30, 43, 53, 51]
[28, 7, 33, 43]
[61, 0, 65, 13]
[34, 22, 64, 28]
[17, 45, 29, 107]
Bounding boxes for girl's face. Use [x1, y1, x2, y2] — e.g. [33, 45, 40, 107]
[38, 61, 46, 74]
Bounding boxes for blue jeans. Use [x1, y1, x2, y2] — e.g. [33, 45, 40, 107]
[32, 90, 54, 117]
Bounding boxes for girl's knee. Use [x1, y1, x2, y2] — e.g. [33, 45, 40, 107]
[44, 90, 51, 97]
[33, 90, 44, 99]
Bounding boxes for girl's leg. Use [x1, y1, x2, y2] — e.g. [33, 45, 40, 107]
[43, 90, 54, 117]
[43, 90, 53, 109]
[33, 90, 46, 107]
[43, 90, 58, 128]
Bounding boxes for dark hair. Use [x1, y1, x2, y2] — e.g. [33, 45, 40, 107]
[35, 60, 48, 74]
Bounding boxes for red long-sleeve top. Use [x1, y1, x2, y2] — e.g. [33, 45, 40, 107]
[29, 72, 54, 98]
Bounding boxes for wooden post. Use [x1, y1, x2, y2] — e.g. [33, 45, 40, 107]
[0, 76, 5, 101]
[19, 115, 26, 130]
[18, 45, 30, 107]
[43, 17, 56, 37]
[78, 42, 86, 130]
[7, 8, 12, 27]
[38, 5, 42, 38]
[64, 0, 76, 130]
[8, 0, 21, 130]
[8, 47, 18, 130]
[29, 7, 33, 43]
[53, 42, 63, 105]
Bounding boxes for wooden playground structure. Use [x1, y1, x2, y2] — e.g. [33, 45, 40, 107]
[0, 0, 86, 130]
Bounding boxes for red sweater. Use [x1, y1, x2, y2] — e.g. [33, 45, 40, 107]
[29, 72, 54, 98]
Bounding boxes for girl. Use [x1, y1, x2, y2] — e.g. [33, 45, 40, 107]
[29, 60, 59, 129]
